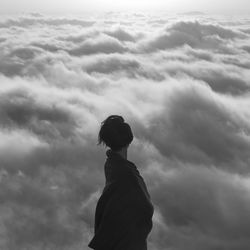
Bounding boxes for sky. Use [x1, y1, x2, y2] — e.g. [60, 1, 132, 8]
[0, 0, 250, 14]
[0, 7, 250, 250]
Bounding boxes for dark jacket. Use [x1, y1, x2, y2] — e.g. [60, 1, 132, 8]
[88, 149, 154, 250]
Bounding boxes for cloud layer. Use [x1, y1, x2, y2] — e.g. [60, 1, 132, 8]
[0, 12, 250, 250]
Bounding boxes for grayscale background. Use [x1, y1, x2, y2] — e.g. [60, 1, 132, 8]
[0, 0, 250, 249]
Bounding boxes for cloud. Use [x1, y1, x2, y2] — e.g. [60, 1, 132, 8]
[138, 79, 250, 170]
[161, 59, 250, 95]
[0, 12, 250, 250]
[139, 21, 246, 52]
[180, 11, 206, 16]
[148, 165, 250, 250]
[104, 27, 136, 42]
[68, 35, 128, 56]
[242, 45, 250, 53]
[80, 53, 165, 81]
[0, 16, 95, 28]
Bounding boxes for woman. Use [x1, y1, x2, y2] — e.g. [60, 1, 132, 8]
[88, 115, 154, 250]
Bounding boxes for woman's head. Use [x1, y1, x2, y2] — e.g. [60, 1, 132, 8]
[98, 115, 134, 151]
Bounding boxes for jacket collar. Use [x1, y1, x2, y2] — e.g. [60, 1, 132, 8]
[106, 149, 126, 160]
[106, 149, 137, 171]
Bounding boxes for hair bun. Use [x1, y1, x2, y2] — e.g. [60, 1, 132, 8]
[105, 115, 124, 124]
[98, 115, 133, 151]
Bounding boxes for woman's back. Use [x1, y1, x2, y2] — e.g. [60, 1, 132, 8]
[88, 150, 154, 250]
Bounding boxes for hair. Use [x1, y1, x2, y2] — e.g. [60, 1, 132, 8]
[98, 115, 134, 151]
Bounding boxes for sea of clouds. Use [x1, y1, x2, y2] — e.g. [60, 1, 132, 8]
[0, 11, 250, 250]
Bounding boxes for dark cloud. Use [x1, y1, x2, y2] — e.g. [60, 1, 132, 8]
[163, 61, 250, 95]
[9, 47, 40, 60]
[57, 30, 99, 44]
[0, 37, 7, 43]
[147, 18, 169, 26]
[140, 21, 246, 52]
[104, 27, 136, 42]
[220, 55, 250, 70]
[0, 16, 95, 28]
[0, 167, 95, 250]
[172, 21, 241, 39]
[133, 80, 250, 171]
[68, 35, 128, 56]
[0, 87, 76, 138]
[241, 28, 250, 34]
[31, 42, 63, 53]
[242, 45, 250, 53]
[0, 60, 25, 76]
[81, 54, 165, 81]
[149, 166, 250, 250]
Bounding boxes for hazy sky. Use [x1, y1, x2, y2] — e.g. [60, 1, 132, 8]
[1, 0, 250, 14]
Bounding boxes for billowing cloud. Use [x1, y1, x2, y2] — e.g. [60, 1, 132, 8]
[104, 27, 137, 42]
[0, 15, 95, 28]
[0, 12, 250, 250]
[69, 35, 128, 56]
[138, 21, 247, 52]
[148, 165, 250, 250]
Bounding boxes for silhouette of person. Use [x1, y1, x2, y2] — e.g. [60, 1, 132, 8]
[88, 115, 154, 250]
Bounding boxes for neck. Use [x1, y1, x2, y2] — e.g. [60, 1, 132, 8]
[116, 147, 128, 159]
